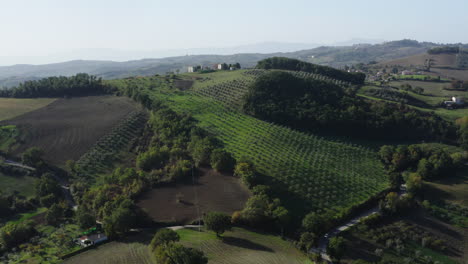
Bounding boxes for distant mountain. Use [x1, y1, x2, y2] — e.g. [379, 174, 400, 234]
[0, 40, 458, 88]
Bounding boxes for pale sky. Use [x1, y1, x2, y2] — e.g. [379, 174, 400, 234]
[1, 0, 467, 65]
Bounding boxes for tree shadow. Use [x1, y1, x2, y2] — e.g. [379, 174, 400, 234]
[221, 236, 274, 252]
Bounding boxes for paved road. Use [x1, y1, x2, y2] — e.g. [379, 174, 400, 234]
[311, 184, 408, 263]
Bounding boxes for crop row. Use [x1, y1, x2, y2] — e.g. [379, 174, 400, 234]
[75, 111, 147, 179]
[160, 88, 388, 211]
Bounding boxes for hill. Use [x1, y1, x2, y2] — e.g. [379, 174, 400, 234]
[377, 50, 468, 81]
[0, 40, 453, 88]
[107, 69, 389, 217]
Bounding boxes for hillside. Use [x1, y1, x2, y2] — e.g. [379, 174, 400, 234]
[107, 69, 389, 215]
[377, 51, 468, 81]
[0, 40, 449, 88]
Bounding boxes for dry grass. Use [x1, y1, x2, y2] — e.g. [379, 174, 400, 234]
[0, 98, 56, 121]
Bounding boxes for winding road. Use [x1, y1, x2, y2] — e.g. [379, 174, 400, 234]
[311, 184, 407, 263]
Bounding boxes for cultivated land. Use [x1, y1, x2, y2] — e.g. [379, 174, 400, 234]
[0, 97, 56, 121]
[108, 71, 389, 214]
[0, 96, 141, 165]
[64, 238, 154, 264]
[377, 52, 468, 81]
[177, 227, 313, 264]
[137, 168, 251, 223]
[64, 227, 311, 264]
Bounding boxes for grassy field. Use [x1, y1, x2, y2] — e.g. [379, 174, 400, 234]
[0, 98, 56, 121]
[424, 170, 468, 207]
[64, 239, 154, 264]
[64, 227, 312, 264]
[0, 172, 37, 198]
[2, 96, 141, 165]
[108, 73, 389, 214]
[177, 227, 313, 264]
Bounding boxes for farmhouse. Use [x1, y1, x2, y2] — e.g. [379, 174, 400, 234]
[77, 233, 108, 247]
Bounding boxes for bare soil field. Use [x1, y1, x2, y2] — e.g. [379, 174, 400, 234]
[1, 96, 140, 165]
[137, 168, 251, 224]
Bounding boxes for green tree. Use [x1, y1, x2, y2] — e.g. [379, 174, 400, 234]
[204, 212, 231, 237]
[380, 192, 399, 215]
[22, 147, 43, 167]
[45, 203, 64, 226]
[272, 206, 290, 237]
[150, 229, 180, 250]
[0, 221, 36, 250]
[302, 212, 325, 234]
[378, 145, 395, 165]
[188, 136, 215, 166]
[36, 173, 62, 206]
[298, 232, 317, 252]
[234, 162, 256, 187]
[327, 236, 346, 263]
[210, 149, 235, 172]
[417, 158, 433, 179]
[406, 173, 422, 195]
[154, 243, 208, 264]
[75, 207, 96, 229]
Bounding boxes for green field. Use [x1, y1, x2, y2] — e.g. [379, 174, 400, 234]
[0, 172, 37, 198]
[0, 97, 56, 121]
[108, 71, 389, 214]
[177, 227, 313, 264]
[360, 81, 468, 120]
[64, 227, 312, 264]
[64, 239, 153, 264]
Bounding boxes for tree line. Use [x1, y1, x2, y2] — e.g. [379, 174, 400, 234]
[0, 73, 108, 98]
[256, 57, 366, 85]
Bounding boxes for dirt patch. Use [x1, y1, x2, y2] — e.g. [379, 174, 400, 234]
[137, 168, 251, 224]
[2, 96, 140, 165]
[174, 80, 194, 90]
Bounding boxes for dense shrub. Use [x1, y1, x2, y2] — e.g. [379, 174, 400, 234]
[0, 73, 107, 98]
[257, 57, 366, 84]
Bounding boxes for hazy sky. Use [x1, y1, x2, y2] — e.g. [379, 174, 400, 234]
[1, 0, 467, 65]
